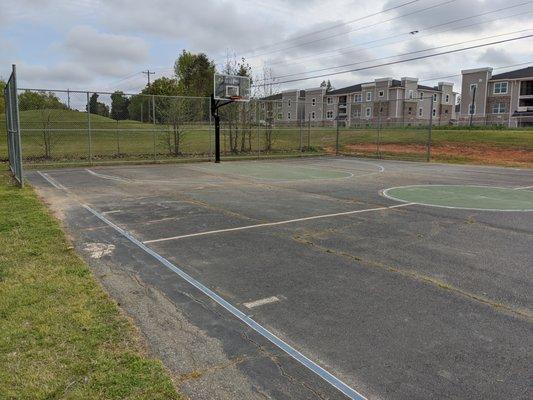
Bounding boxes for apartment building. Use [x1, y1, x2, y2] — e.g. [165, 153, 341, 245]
[263, 77, 456, 127]
[459, 66, 533, 127]
[324, 77, 456, 126]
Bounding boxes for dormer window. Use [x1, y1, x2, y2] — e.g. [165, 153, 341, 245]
[379, 90, 384, 97]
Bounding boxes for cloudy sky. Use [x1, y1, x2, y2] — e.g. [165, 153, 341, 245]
[1, 0, 532, 97]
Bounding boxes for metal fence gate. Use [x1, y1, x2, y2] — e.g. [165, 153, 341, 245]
[4, 64, 23, 186]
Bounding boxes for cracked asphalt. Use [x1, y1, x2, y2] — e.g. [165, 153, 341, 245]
[27, 157, 532, 400]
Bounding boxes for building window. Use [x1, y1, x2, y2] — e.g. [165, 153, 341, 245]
[326, 110, 333, 119]
[277, 113, 282, 120]
[354, 93, 362, 102]
[468, 103, 476, 115]
[433, 93, 437, 102]
[277, 102, 282, 109]
[494, 82, 508, 94]
[408, 90, 413, 99]
[470, 83, 477, 93]
[432, 108, 436, 117]
[311, 111, 316, 120]
[312, 98, 316, 106]
[520, 81, 533, 95]
[287, 112, 291, 120]
[366, 92, 372, 101]
[261, 103, 265, 110]
[365, 107, 371, 117]
[408, 107, 412, 115]
[419, 92, 424, 100]
[327, 97, 332, 104]
[379, 90, 384, 97]
[492, 102, 507, 114]
[353, 109, 361, 117]
[445, 94, 449, 103]
[288, 99, 291, 107]
[418, 108, 423, 117]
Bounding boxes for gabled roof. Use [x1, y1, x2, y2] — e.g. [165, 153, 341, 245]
[261, 93, 282, 101]
[326, 83, 364, 95]
[417, 84, 440, 91]
[491, 66, 533, 80]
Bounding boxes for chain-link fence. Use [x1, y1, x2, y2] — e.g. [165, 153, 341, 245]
[3, 65, 23, 185]
[1, 84, 531, 169]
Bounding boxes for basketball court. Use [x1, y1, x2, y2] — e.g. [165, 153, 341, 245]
[27, 156, 532, 399]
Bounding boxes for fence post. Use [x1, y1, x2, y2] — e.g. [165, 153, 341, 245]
[86, 92, 92, 165]
[307, 114, 311, 150]
[377, 102, 382, 159]
[299, 118, 303, 153]
[335, 116, 340, 156]
[427, 95, 434, 162]
[10, 65, 23, 186]
[152, 95, 156, 162]
[116, 119, 120, 156]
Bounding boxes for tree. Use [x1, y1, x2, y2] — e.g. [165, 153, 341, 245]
[174, 50, 216, 97]
[110, 91, 130, 120]
[87, 93, 109, 117]
[18, 90, 67, 111]
[320, 80, 333, 92]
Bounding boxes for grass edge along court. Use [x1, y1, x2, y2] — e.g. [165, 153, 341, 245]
[0, 169, 181, 399]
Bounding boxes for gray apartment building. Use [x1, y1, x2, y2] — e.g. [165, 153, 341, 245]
[459, 66, 533, 127]
[264, 77, 456, 127]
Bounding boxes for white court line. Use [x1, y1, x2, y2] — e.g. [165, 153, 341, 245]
[37, 171, 67, 190]
[39, 170, 368, 399]
[85, 168, 134, 182]
[514, 185, 533, 190]
[243, 296, 281, 309]
[381, 185, 533, 212]
[144, 203, 413, 244]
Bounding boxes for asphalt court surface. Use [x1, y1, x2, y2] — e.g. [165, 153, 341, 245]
[28, 157, 533, 400]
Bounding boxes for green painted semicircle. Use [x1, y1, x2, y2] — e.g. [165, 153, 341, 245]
[384, 185, 533, 211]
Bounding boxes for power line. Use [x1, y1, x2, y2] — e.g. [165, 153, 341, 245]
[255, 29, 531, 83]
[232, 0, 421, 57]
[241, 0, 458, 61]
[265, 4, 532, 69]
[256, 34, 533, 86]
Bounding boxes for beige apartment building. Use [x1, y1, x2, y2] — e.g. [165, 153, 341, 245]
[263, 77, 457, 127]
[459, 66, 533, 127]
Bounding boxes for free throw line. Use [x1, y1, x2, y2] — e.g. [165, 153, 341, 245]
[144, 203, 413, 244]
[82, 203, 367, 400]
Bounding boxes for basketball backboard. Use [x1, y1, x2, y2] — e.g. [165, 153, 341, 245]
[214, 73, 251, 102]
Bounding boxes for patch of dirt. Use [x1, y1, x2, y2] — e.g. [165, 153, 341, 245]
[338, 143, 533, 167]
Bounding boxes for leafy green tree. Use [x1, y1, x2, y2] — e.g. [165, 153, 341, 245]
[174, 51, 215, 96]
[18, 90, 67, 111]
[110, 91, 130, 120]
[87, 93, 109, 117]
[128, 77, 180, 122]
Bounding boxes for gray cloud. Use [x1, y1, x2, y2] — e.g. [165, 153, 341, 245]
[477, 48, 516, 65]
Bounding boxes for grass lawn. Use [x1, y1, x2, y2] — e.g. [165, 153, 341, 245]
[1, 109, 532, 166]
[0, 170, 180, 399]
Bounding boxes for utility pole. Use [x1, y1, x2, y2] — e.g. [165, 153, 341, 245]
[67, 89, 71, 109]
[142, 70, 155, 86]
[142, 70, 155, 123]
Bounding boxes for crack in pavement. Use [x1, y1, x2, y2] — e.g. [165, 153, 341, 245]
[292, 234, 532, 321]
